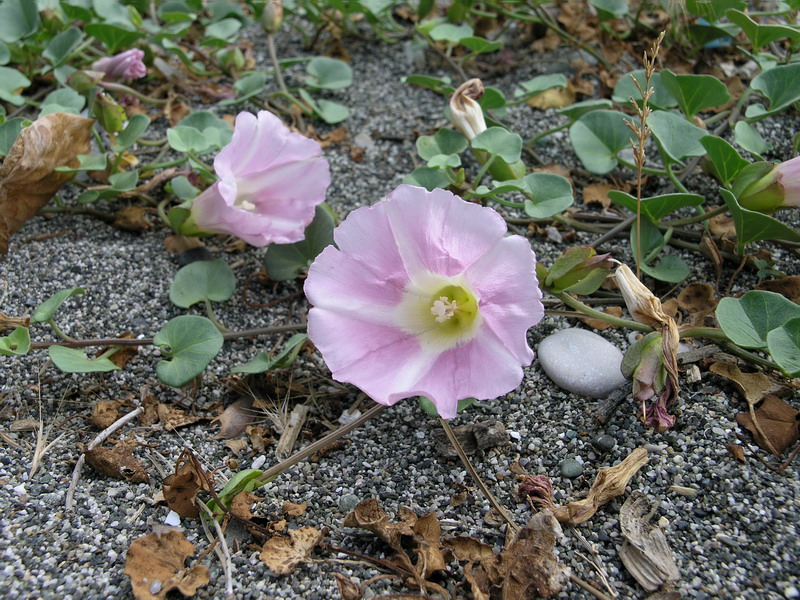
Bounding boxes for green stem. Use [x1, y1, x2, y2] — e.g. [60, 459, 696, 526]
[665, 164, 689, 193]
[527, 122, 569, 147]
[96, 345, 122, 360]
[550, 290, 654, 332]
[679, 327, 782, 371]
[136, 137, 167, 147]
[490, 196, 525, 210]
[473, 154, 496, 187]
[140, 156, 188, 173]
[157, 198, 171, 228]
[186, 151, 213, 173]
[48, 319, 76, 342]
[664, 205, 728, 227]
[204, 299, 230, 333]
[98, 81, 167, 105]
[617, 158, 670, 176]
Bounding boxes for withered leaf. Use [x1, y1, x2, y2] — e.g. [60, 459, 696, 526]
[527, 84, 576, 109]
[756, 276, 800, 304]
[211, 397, 256, 440]
[260, 526, 323, 575]
[582, 183, 616, 208]
[333, 572, 362, 600]
[164, 234, 203, 255]
[552, 448, 649, 526]
[736, 395, 800, 456]
[578, 306, 623, 330]
[0, 312, 29, 332]
[498, 510, 570, 599]
[726, 443, 747, 463]
[162, 455, 206, 519]
[283, 501, 307, 517]
[343, 498, 417, 551]
[124, 527, 210, 600]
[412, 512, 447, 580]
[431, 420, 509, 457]
[619, 491, 680, 592]
[0, 113, 94, 254]
[85, 436, 148, 482]
[158, 404, 203, 431]
[709, 362, 772, 405]
[443, 536, 496, 563]
[139, 392, 160, 426]
[677, 282, 717, 325]
[90, 400, 123, 429]
[230, 491, 259, 521]
[99, 333, 138, 368]
[113, 205, 151, 232]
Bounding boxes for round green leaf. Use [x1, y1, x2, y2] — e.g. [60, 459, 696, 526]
[43, 26, 83, 66]
[734, 121, 771, 158]
[112, 114, 150, 152]
[0, 0, 40, 43]
[766, 317, 800, 377]
[305, 57, 353, 90]
[717, 290, 800, 350]
[0, 326, 30, 356]
[39, 88, 86, 116]
[0, 117, 27, 157]
[169, 259, 236, 308]
[33, 288, 86, 323]
[569, 110, 633, 175]
[751, 63, 800, 115]
[639, 254, 690, 283]
[153, 315, 224, 387]
[648, 110, 707, 163]
[428, 22, 473, 43]
[557, 99, 613, 122]
[264, 205, 335, 281]
[612, 71, 676, 110]
[416, 128, 467, 161]
[0, 66, 30, 106]
[659, 70, 730, 118]
[402, 166, 451, 191]
[315, 99, 350, 124]
[471, 127, 522, 164]
[520, 173, 574, 218]
[48, 345, 121, 373]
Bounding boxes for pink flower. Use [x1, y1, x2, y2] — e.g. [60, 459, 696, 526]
[92, 49, 147, 82]
[775, 156, 800, 207]
[188, 111, 330, 246]
[304, 185, 544, 418]
[735, 156, 800, 213]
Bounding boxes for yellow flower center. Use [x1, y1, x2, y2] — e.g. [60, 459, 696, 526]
[429, 285, 479, 333]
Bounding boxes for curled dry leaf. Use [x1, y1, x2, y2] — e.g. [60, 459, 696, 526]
[230, 491, 259, 521]
[90, 400, 123, 429]
[0, 113, 94, 254]
[443, 536, 496, 563]
[84, 436, 148, 482]
[552, 448, 649, 526]
[412, 512, 448, 580]
[756, 276, 800, 304]
[709, 362, 773, 405]
[211, 397, 256, 440]
[431, 420, 509, 457]
[0, 312, 29, 332]
[618, 491, 680, 592]
[260, 526, 323, 575]
[343, 498, 417, 550]
[726, 443, 747, 463]
[283, 500, 307, 517]
[578, 306, 623, 330]
[677, 282, 717, 326]
[163, 452, 208, 519]
[582, 183, 616, 209]
[157, 404, 203, 431]
[736, 395, 800, 456]
[333, 572, 362, 600]
[113, 205, 151, 232]
[124, 527, 210, 600]
[526, 83, 576, 109]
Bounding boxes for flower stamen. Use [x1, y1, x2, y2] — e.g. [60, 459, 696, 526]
[431, 296, 458, 322]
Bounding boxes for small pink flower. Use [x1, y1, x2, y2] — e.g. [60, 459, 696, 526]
[188, 111, 330, 246]
[304, 185, 544, 419]
[775, 156, 800, 207]
[92, 49, 147, 82]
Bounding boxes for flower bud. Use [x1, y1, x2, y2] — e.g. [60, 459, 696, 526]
[216, 47, 245, 72]
[93, 92, 126, 134]
[734, 158, 800, 213]
[69, 70, 105, 95]
[92, 49, 147, 82]
[261, 0, 283, 34]
[544, 246, 612, 295]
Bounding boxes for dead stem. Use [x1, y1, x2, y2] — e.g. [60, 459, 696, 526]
[197, 500, 236, 599]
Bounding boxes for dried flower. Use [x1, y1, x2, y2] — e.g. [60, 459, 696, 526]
[449, 79, 486, 141]
[187, 111, 330, 246]
[614, 264, 670, 328]
[304, 185, 545, 418]
[92, 49, 147, 82]
[735, 157, 800, 213]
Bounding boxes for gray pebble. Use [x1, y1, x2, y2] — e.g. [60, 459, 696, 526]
[592, 434, 616, 452]
[560, 458, 583, 478]
[338, 494, 360, 514]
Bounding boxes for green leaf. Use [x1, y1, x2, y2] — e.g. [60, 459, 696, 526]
[48, 346, 121, 373]
[631, 219, 689, 283]
[108, 170, 138, 191]
[701, 135, 748, 186]
[203, 17, 241, 44]
[0, 117, 27, 157]
[305, 56, 353, 90]
[315, 99, 350, 124]
[607, 191, 705, 223]
[659, 70, 730, 118]
[477, 86, 506, 110]
[167, 126, 212, 153]
[519, 173, 574, 218]
[169, 176, 199, 201]
[112, 114, 150, 152]
[416, 128, 467, 161]
[427, 154, 460, 169]
[85, 24, 144, 53]
[0, 0, 40, 43]
[750, 63, 800, 115]
[766, 317, 800, 377]
[55, 153, 109, 173]
[218, 71, 267, 106]
[232, 333, 308, 374]
[403, 74, 453, 96]
[569, 110, 633, 174]
[590, 0, 628, 18]
[460, 36, 502, 54]
[734, 121, 770, 159]
[32, 288, 85, 323]
[0, 42, 9, 66]
[648, 110, 707, 163]
[207, 468, 266, 516]
[612, 70, 677, 110]
[402, 166, 451, 191]
[0, 326, 30, 356]
[686, 0, 744, 21]
[471, 127, 522, 164]
[557, 99, 613, 122]
[720, 188, 800, 254]
[0, 66, 30, 106]
[418, 396, 476, 417]
[263, 205, 335, 281]
[726, 9, 800, 52]
[169, 259, 236, 308]
[43, 27, 84, 66]
[153, 315, 224, 387]
[686, 23, 738, 47]
[515, 74, 567, 100]
[39, 88, 86, 116]
[639, 254, 690, 283]
[717, 290, 800, 350]
[167, 111, 231, 153]
[428, 22, 473, 43]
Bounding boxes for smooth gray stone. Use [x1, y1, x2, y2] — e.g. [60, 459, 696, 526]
[593, 434, 617, 452]
[560, 458, 584, 478]
[537, 328, 627, 398]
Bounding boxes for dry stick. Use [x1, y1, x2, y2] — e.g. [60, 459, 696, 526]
[437, 417, 519, 534]
[569, 574, 614, 600]
[197, 500, 236, 600]
[65, 406, 143, 510]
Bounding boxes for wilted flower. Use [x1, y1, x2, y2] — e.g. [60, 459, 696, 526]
[92, 49, 147, 82]
[614, 264, 671, 328]
[734, 157, 800, 213]
[449, 79, 486, 141]
[187, 110, 330, 246]
[304, 184, 545, 419]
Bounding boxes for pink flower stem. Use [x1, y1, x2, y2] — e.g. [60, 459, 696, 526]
[438, 416, 519, 533]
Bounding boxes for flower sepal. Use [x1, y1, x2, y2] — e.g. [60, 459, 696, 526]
[732, 161, 784, 213]
[418, 396, 477, 417]
[167, 201, 213, 238]
[543, 246, 612, 295]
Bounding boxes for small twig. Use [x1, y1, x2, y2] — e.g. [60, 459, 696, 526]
[197, 500, 236, 599]
[438, 417, 519, 534]
[569, 573, 614, 600]
[65, 406, 143, 510]
[590, 215, 637, 249]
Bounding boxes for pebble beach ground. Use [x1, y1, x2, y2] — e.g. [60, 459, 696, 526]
[1, 21, 799, 600]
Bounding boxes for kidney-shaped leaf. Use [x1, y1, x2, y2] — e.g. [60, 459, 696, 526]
[48, 345, 121, 373]
[717, 290, 800, 350]
[471, 127, 522, 164]
[153, 315, 224, 387]
[416, 128, 467, 161]
[608, 191, 704, 223]
[169, 259, 235, 308]
[766, 317, 800, 377]
[648, 110, 707, 163]
[569, 110, 633, 174]
[305, 57, 353, 90]
[612, 70, 676, 110]
[520, 173, 574, 218]
[264, 205, 335, 281]
[659, 70, 730, 117]
[0, 326, 30, 356]
[750, 63, 800, 115]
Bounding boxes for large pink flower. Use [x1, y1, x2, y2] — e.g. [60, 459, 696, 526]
[775, 156, 800, 207]
[304, 185, 544, 419]
[189, 111, 330, 246]
[92, 49, 147, 81]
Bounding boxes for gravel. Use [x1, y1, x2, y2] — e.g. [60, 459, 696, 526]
[1, 18, 799, 600]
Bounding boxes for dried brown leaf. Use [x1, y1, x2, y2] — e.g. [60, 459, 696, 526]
[162, 454, 205, 519]
[211, 397, 256, 440]
[90, 400, 123, 429]
[736, 395, 800, 456]
[163, 235, 203, 255]
[0, 113, 94, 254]
[124, 527, 210, 599]
[260, 527, 323, 575]
[756, 276, 800, 304]
[578, 306, 624, 330]
[677, 282, 718, 325]
[230, 491, 259, 521]
[443, 536, 496, 563]
[618, 491, 680, 592]
[582, 183, 616, 208]
[527, 84, 576, 109]
[412, 512, 447, 579]
[0, 312, 29, 332]
[709, 362, 772, 405]
[158, 404, 202, 431]
[431, 420, 509, 457]
[333, 572, 362, 600]
[552, 448, 649, 525]
[343, 498, 416, 550]
[113, 205, 151, 232]
[283, 501, 307, 517]
[726, 443, 747, 463]
[139, 392, 160, 426]
[85, 437, 148, 482]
